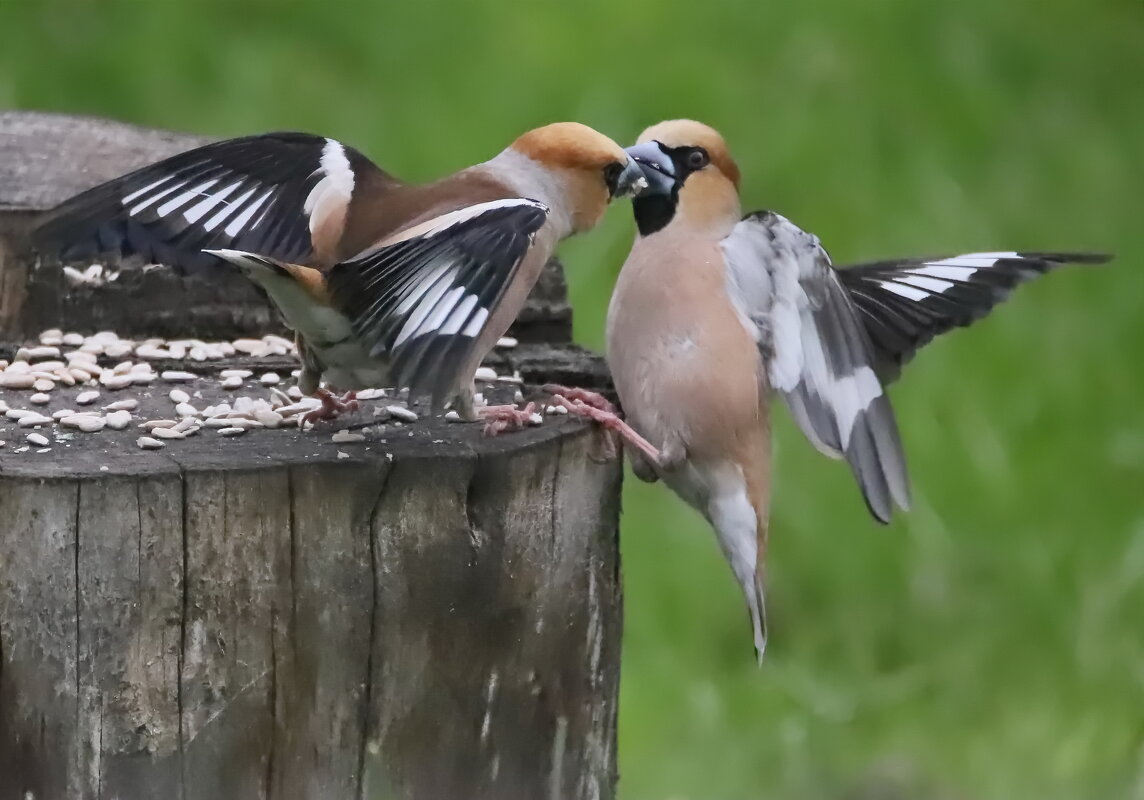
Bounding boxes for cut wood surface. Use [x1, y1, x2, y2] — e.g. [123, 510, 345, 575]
[0, 111, 624, 800]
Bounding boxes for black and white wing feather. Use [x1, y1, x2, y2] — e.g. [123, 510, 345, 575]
[721, 211, 910, 523]
[34, 132, 395, 272]
[326, 198, 549, 407]
[836, 252, 1110, 382]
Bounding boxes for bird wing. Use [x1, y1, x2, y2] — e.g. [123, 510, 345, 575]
[325, 198, 549, 407]
[720, 210, 910, 522]
[34, 132, 398, 272]
[836, 252, 1111, 383]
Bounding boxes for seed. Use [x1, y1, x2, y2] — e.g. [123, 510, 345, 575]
[217, 426, 246, 436]
[385, 405, 418, 423]
[263, 334, 294, 350]
[173, 417, 200, 434]
[69, 368, 94, 382]
[337, 451, 350, 460]
[259, 372, 281, 386]
[220, 369, 253, 379]
[204, 417, 262, 429]
[103, 398, 137, 411]
[52, 408, 76, 420]
[5, 361, 31, 373]
[270, 388, 291, 406]
[0, 400, 8, 412]
[135, 345, 172, 360]
[232, 338, 265, 355]
[100, 373, 133, 390]
[332, 430, 366, 443]
[62, 415, 105, 432]
[546, 405, 568, 415]
[5, 409, 33, 420]
[26, 433, 49, 446]
[141, 419, 177, 430]
[161, 371, 197, 382]
[221, 376, 244, 390]
[137, 436, 165, 450]
[131, 373, 156, 385]
[104, 411, 132, 430]
[18, 414, 53, 427]
[287, 386, 304, 400]
[175, 403, 199, 418]
[445, 411, 463, 422]
[104, 344, 133, 359]
[111, 361, 133, 375]
[62, 333, 84, 346]
[356, 388, 386, 401]
[151, 427, 186, 440]
[24, 346, 61, 360]
[168, 343, 187, 359]
[75, 390, 100, 405]
[188, 346, 208, 361]
[217, 342, 236, 356]
[39, 329, 64, 345]
[169, 389, 190, 404]
[277, 400, 321, 418]
[254, 410, 283, 429]
[0, 374, 36, 389]
[474, 367, 498, 382]
[52, 369, 76, 387]
[29, 393, 51, 405]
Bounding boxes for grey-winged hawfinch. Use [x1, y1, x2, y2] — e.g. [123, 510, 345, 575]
[568, 119, 1109, 662]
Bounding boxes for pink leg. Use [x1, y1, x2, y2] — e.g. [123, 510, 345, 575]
[479, 402, 541, 437]
[302, 388, 360, 427]
[548, 393, 662, 465]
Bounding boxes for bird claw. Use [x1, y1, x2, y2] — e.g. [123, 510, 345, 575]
[302, 389, 359, 427]
[541, 384, 615, 413]
[547, 392, 662, 465]
[480, 402, 540, 437]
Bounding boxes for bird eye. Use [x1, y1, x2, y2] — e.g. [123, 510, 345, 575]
[687, 149, 710, 170]
[603, 162, 624, 185]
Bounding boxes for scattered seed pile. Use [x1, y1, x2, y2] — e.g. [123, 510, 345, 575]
[0, 329, 552, 457]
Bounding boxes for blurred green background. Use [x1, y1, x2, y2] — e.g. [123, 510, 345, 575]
[2, 0, 1142, 797]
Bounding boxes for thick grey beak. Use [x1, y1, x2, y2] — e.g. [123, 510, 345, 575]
[624, 141, 676, 196]
[611, 156, 649, 198]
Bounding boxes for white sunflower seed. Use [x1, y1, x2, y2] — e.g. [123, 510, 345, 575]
[26, 433, 49, 446]
[356, 388, 387, 401]
[0, 374, 36, 389]
[141, 419, 178, 430]
[104, 410, 132, 430]
[103, 398, 137, 411]
[220, 369, 253, 379]
[169, 389, 190, 404]
[75, 390, 100, 405]
[259, 372, 281, 386]
[161, 371, 197, 382]
[137, 436, 165, 450]
[496, 336, 518, 349]
[29, 393, 51, 405]
[151, 427, 186, 440]
[474, 367, 498, 381]
[18, 414, 53, 427]
[217, 426, 246, 436]
[385, 405, 418, 423]
[221, 376, 244, 390]
[331, 430, 366, 443]
[61, 415, 105, 432]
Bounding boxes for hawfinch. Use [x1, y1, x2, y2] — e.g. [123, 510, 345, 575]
[588, 119, 1108, 661]
[35, 123, 647, 424]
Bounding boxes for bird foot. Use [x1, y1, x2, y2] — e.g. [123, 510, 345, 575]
[302, 389, 359, 427]
[479, 402, 541, 436]
[541, 384, 615, 413]
[546, 391, 661, 465]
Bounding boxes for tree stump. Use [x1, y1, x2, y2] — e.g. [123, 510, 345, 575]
[0, 112, 622, 800]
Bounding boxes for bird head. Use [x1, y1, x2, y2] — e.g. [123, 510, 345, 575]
[624, 119, 742, 236]
[510, 122, 646, 233]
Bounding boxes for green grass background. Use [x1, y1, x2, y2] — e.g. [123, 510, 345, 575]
[2, 1, 1142, 797]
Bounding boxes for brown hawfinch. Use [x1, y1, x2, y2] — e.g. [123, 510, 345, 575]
[582, 119, 1108, 661]
[35, 123, 647, 426]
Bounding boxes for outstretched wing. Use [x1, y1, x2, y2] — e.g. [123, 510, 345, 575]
[34, 132, 398, 272]
[837, 252, 1110, 382]
[721, 210, 910, 523]
[326, 198, 549, 407]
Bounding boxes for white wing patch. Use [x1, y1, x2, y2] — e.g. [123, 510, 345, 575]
[304, 139, 356, 235]
[383, 198, 548, 246]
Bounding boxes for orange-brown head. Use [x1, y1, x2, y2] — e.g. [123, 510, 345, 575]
[508, 122, 645, 234]
[625, 119, 742, 237]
